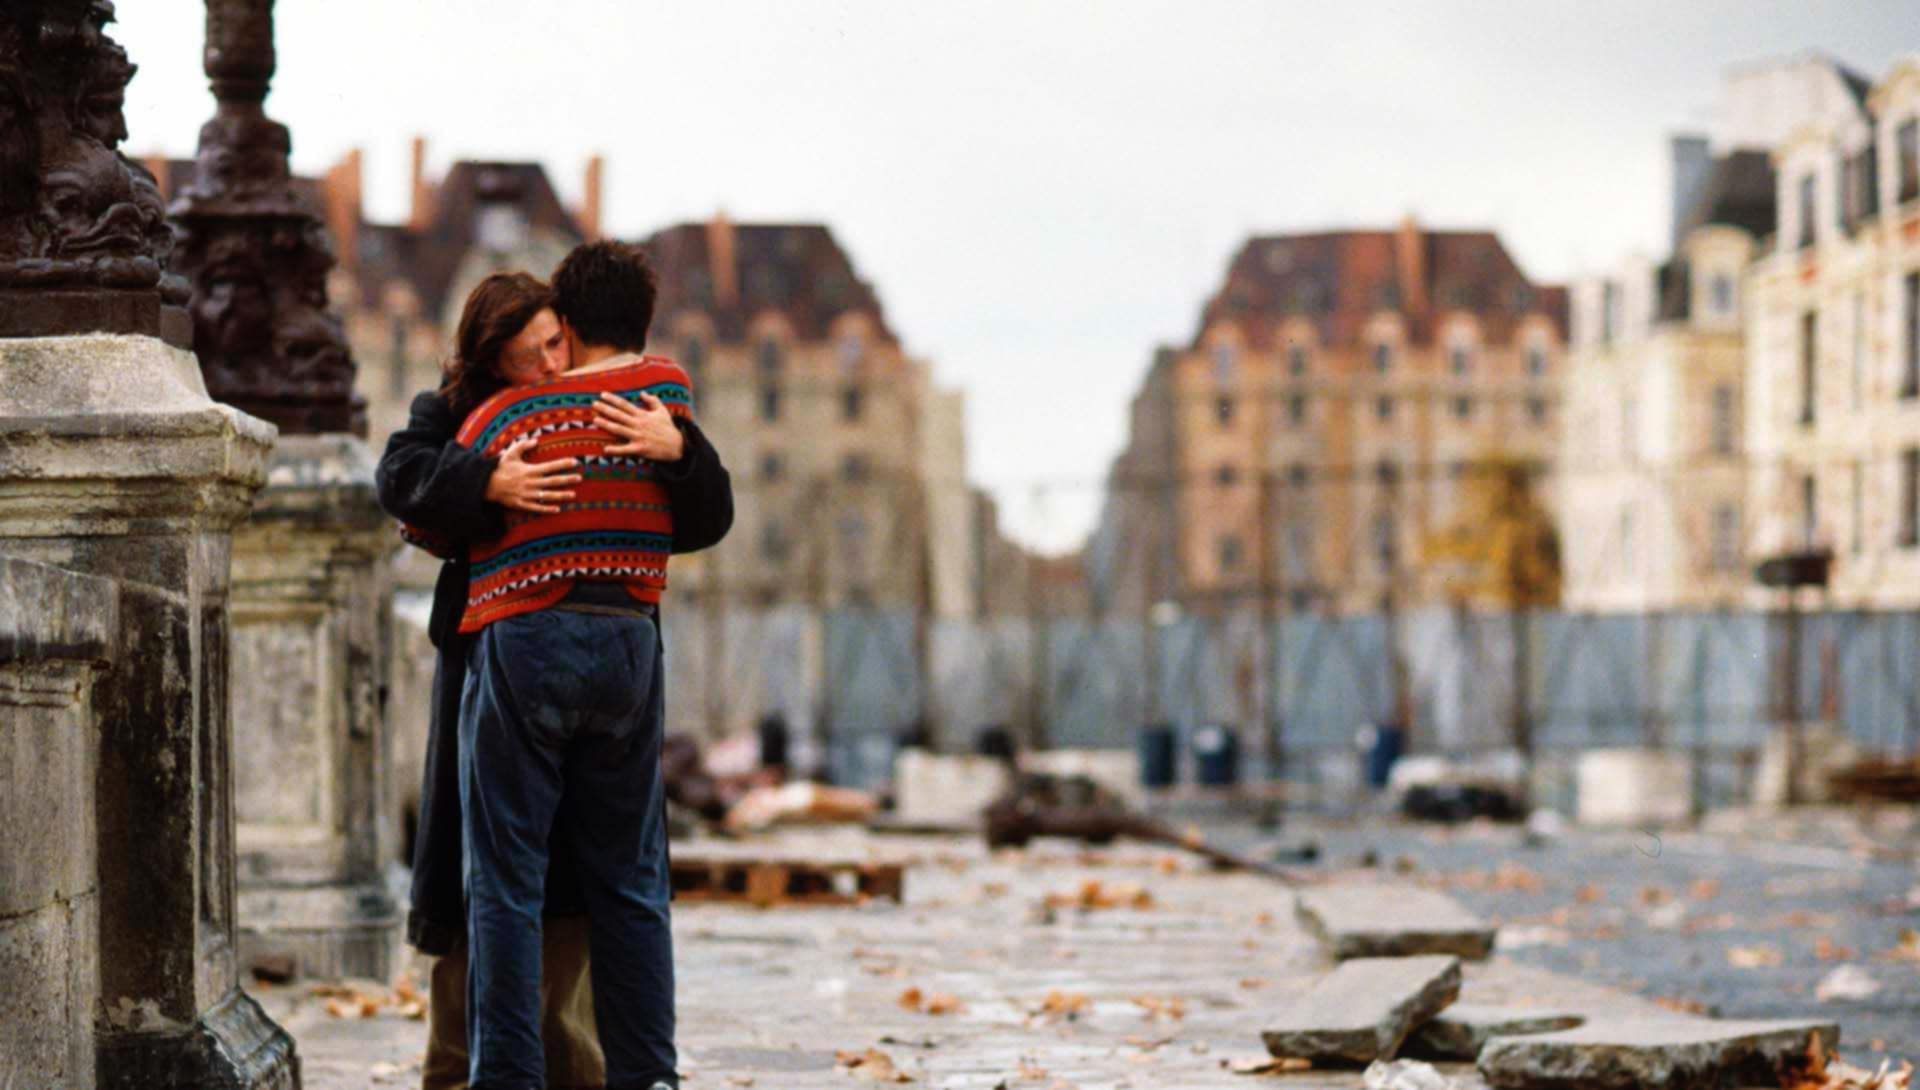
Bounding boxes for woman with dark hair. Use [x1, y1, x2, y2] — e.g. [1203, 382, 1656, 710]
[376, 269, 732, 1090]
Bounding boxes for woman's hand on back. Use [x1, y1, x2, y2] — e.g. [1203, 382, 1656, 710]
[484, 437, 581, 515]
[595, 392, 685, 462]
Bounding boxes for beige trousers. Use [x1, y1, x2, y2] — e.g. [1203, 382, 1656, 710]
[421, 914, 606, 1090]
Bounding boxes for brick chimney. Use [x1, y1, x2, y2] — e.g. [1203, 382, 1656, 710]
[1395, 213, 1428, 317]
[409, 135, 435, 231]
[579, 154, 604, 240]
[706, 210, 737, 309]
[319, 148, 362, 271]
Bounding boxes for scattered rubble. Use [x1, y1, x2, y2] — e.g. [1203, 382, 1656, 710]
[1365, 1057, 1465, 1090]
[1296, 885, 1496, 960]
[1478, 1017, 1839, 1090]
[1404, 1004, 1586, 1060]
[1261, 955, 1462, 1065]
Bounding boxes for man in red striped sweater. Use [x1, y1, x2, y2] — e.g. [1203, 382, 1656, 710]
[458, 241, 702, 1090]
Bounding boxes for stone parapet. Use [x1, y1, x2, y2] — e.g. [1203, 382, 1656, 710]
[0, 333, 298, 1089]
[231, 433, 402, 981]
[0, 554, 117, 1090]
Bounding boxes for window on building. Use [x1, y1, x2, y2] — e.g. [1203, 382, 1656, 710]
[762, 520, 789, 563]
[1802, 473, 1819, 549]
[1372, 512, 1397, 571]
[842, 452, 870, 483]
[1286, 464, 1310, 489]
[1376, 395, 1394, 421]
[1904, 272, 1920, 400]
[1449, 344, 1470, 376]
[1710, 384, 1737, 456]
[1287, 395, 1307, 424]
[1601, 282, 1618, 345]
[1710, 274, 1734, 316]
[759, 386, 780, 422]
[680, 333, 707, 381]
[1526, 343, 1547, 377]
[1218, 534, 1243, 573]
[1838, 153, 1856, 234]
[842, 385, 864, 421]
[1527, 396, 1549, 425]
[1212, 343, 1236, 384]
[1453, 395, 1473, 420]
[1215, 464, 1239, 487]
[1215, 395, 1234, 426]
[1903, 450, 1920, 549]
[1854, 461, 1866, 555]
[1711, 504, 1741, 572]
[1372, 341, 1393, 374]
[839, 512, 869, 585]
[387, 317, 408, 398]
[1621, 508, 1635, 574]
[759, 451, 784, 482]
[756, 335, 783, 377]
[1797, 173, 1817, 249]
[837, 333, 864, 373]
[1899, 119, 1919, 204]
[1801, 310, 1819, 426]
[1287, 342, 1308, 376]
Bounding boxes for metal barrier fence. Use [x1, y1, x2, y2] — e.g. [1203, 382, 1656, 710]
[659, 601, 1920, 802]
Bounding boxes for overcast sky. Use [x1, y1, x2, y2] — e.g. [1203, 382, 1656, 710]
[114, 2, 1914, 551]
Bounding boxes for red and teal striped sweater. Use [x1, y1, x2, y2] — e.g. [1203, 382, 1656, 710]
[417, 357, 694, 634]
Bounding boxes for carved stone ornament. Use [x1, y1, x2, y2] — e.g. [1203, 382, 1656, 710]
[171, 0, 366, 435]
[0, 1, 184, 301]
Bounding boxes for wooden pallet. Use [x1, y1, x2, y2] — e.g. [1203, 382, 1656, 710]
[669, 855, 905, 907]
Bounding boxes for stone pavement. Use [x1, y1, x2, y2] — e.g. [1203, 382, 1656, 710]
[259, 827, 1684, 1089]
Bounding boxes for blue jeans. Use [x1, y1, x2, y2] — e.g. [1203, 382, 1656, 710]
[459, 608, 676, 1089]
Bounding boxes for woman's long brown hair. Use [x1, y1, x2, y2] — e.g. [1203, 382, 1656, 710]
[441, 272, 556, 418]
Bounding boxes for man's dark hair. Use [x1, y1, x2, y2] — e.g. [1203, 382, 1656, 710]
[551, 240, 657, 352]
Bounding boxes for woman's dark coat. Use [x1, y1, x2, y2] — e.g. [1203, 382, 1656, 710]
[375, 389, 733, 955]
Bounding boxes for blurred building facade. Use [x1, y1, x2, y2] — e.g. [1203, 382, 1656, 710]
[1561, 54, 1920, 611]
[1093, 219, 1568, 617]
[1746, 55, 1920, 608]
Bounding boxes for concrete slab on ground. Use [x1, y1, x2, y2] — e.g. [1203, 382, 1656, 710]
[1405, 1004, 1586, 1061]
[1297, 883, 1497, 960]
[1261, 955, 1463, 1066]
[1478, 1017, 1841, 1090]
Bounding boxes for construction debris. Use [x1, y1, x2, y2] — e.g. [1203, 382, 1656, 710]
[1295, 885, 1496, 960]
[1478, 1018, 1840, 1090]
[1829, 757, 1920, 803]
[983, 771, 1304, 880]
[671, 856, 904, 907]
[1260, 955, 1462, 1066]
[724, 782, 879, 833]
[1364, 1058, 1465, 1090]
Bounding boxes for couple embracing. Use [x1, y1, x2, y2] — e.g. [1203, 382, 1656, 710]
[377, 240, 733, 1090]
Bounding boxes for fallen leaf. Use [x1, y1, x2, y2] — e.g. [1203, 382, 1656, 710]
[1239, 977, 1269, 990]
[1131, 995, 1187, 1020]
[835, 1048, 912, 1083]
[1727, 944, 1784, 969]
[1815, 937, 1857, 962]
[1688, 878, 1722, 901]
[1229, 1056, 1313, 1075]
[1652, 995, 1711, 1015]
[1035, 990, 1088, 1020]
[923, 993, 964, 1015]
[1574, 883, 1604, 904]
[1880, 930, 1920, 964]
[1638, 885, 1673, 907]
[897, 987, 923, 1010]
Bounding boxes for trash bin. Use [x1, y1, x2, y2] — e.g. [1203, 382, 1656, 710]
[1357, 722, 1404, 788]
[1138, 723, 1177, 788]
[1192, 724, 1240, 786]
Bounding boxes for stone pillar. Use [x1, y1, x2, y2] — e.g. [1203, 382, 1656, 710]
[0, 555, 117, 1089]
[167, 0, 398, 981]
[0, 3, 298, 1085]
[228, 438, 399, 980]
[0, 335, 295, 1088]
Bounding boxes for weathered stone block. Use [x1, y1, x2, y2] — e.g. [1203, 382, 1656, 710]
[1576, 749, 1692, 826]
[1296, 884, 1496, 960]
[1405, 1004, 1585, 1060]
[1478, 1018, 1839, 1090]
[1262, 955, 1462, 1065]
